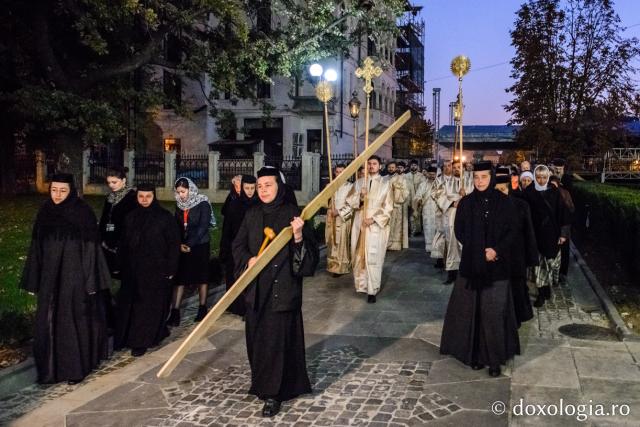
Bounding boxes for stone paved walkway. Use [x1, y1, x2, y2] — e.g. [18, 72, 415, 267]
[7, 237, 640, 426]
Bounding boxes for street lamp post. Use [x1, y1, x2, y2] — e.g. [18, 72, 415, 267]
[310, 63, 338, 183]
[348, 91, 361, 159]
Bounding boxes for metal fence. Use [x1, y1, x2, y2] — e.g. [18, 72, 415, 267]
[320, 153, 355, 189]
[134, 151, 165, 187]
[265, 155, 302, 190]
[218, 157, 254, 190]
[88, 146, 124, 184]
[176, 153, 209, 189]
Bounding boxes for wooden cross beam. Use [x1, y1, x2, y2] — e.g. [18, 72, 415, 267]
[156, 110, 412, 378]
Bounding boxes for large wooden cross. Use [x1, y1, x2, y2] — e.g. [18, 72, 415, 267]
[157, 110, 412, 378]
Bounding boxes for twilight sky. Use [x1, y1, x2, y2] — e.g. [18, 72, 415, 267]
[416, 0, 640, 126]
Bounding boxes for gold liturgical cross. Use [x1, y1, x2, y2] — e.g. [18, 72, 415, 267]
[355, 57, 382, 95]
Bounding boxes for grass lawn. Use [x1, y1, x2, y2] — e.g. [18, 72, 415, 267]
[0, 194, 222, 345]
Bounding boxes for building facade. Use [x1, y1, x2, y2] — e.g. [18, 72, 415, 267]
[153, 1, 424, 158]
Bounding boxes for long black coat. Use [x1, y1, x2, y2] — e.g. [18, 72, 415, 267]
[511, 197, 539, 277]
[454, 190, 517, 283]
[21, 198, 110, 383]
[99, 190, 138, 276]
[442, 189, 520, 368]
[524, 186, 571, 259]
[219, 194, 256, 315]
[115, 202, 180, 350]
[232, 200, 319, 401]
[510, 197, 538, 326]
[232, 203, 319, 312]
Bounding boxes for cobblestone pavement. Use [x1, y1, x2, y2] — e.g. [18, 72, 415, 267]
[0, 288, 226, 425]
[9, 238, 640, 426]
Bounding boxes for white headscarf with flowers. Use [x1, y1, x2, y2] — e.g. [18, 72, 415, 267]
[175, 177, 210, 210]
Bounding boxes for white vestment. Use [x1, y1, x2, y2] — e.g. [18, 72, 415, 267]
[326, 181, 354, 274]
[414, 178, 439, 252]
[405, 171, 426, 235]
[348, 174, 394, 295]
[387, 174, 409, 251]
[433, 175, 463, 271]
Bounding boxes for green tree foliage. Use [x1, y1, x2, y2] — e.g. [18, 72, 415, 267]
[0, 0, 404, 175]
[506, 0, 639, 165]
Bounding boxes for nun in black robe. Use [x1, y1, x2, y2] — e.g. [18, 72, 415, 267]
[440, 162, 520, 377]
[495, 174, 538, 327]
[232, 167, 319, 417]
[523, 165, 571, 307]
[114, 184, 181, 356]
[21, 173, 110, 384]
[219, 175, 259, 316]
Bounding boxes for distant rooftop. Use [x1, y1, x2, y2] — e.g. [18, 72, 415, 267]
[437, 125, 520, 144]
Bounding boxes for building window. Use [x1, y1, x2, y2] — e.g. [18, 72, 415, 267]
[257, 80, 271, 99]
[165, 34, 182, 64]
[367, 37, 376, 57]
[257, 0, 272, 32]
[307, 129, 322, 154]
[163, 70, 182, 108]
[164, 138, 181, 152]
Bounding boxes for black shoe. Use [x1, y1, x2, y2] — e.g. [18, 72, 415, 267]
[131, 347, 147, 357]
[470, 363, 483, 370]
[533, 293, 545, 308]
[262, 399, 281, 417]
[367, 294, 376, 303]
[194, 305, 208, 322]
[443, 270, 457, 285]
[488, 366, 501, 377]
[67, 378, 83, 385]
[167, 308, 180, 327]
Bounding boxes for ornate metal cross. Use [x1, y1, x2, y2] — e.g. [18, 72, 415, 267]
[355, 57, 382, 95]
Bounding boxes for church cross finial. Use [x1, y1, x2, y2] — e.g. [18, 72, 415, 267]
[355, 57, 382, 95]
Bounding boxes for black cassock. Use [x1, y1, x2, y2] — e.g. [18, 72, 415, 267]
[510, 197, 539, 326]
[232, 195, 319, 402]
[219, 187, 258, 315]
[440, 188, 520, 368]
[115, 200, 180, 350]
[21, 194, 110, 383]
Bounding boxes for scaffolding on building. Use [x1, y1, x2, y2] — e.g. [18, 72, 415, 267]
[395, 3, 425, 115]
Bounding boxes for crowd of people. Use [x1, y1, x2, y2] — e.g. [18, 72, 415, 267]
[20, 154, 575, 416]
[324, 156, 575, 377]
[20, 166, 318, 418]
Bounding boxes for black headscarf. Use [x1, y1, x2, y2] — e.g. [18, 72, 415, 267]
[35, 174, 98, 242]
[462, 164, 502, 290]
[127, 185, 163, 248]
[256, 168, 294, 232]
[240, 175, 259, 207]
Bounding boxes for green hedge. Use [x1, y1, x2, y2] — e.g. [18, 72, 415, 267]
[572, 182, 640, 282]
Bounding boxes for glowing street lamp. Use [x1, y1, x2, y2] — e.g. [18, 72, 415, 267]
[309, 63, 338, 182]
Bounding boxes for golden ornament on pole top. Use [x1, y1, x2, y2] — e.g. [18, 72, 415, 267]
[450, 55, 470, 189]
[315, 81, 333, 103]
[450, 55, 471, 79]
